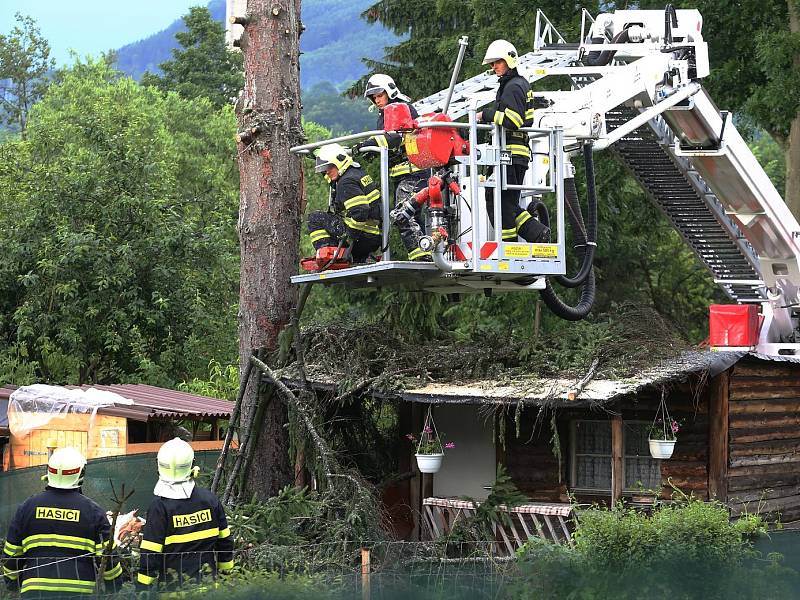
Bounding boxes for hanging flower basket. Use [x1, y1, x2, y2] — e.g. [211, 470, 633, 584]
[407, 407, 454, 475]
[648, 389, 682, 460]
[648, 438, 677, 459]
[415, 453, 444, 473]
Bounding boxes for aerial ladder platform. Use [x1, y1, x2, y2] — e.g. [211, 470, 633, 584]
[285, 6, 800, 356]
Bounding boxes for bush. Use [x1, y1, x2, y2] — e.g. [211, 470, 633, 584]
[512, 499, 799, 599]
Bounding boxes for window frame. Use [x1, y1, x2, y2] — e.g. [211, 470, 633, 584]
[569, 419, 661, 494]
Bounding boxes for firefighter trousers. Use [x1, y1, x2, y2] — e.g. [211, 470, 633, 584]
[307, 211, 381, 262]
[394, 173, 431, 261]
[485, 164, 549, 242]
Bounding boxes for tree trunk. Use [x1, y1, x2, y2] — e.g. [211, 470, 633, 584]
[786, 1, 800, 216]
[236, 0, 303, 500]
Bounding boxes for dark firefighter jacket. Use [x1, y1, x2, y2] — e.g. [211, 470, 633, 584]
[2, 487, 123, 596]
[136, 486, 234, 590]
[362, 99, 425, 179]
[480, 69, 535, 165]
[330, 164, 381, 237]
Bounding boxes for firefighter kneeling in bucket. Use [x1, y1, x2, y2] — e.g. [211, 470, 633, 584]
[2, 447, 123, 597]
[307, 143, 382, 264]
[136, 438, 234, 593]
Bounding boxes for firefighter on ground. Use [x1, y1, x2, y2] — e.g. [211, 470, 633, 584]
[477, 40, 549, 243]
[356, 74, 432, 261]
[2, 447, 123, 597]
[136, 438, 234, 592]
[307, 143, 382, 263]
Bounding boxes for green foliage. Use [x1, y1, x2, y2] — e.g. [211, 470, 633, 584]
[302, 82, 375, 135]
[140, 6, 243, 109]
[0, 13, 54, 136]
[228, 486, 324, 546]
[511, 499, 795, 599]
[179, 360, 239, 401]
[0, 58, 239, 385]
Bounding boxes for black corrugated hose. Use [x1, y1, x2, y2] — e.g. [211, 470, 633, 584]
[536, 143, 597, 321]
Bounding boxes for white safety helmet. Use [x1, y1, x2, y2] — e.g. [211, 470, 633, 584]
[157, 438, 195, 483]
[364, 74, 411, 103]
[47, 447, 87, 489]
[482, 39, 519, 70]
[314, 143, 353, 174]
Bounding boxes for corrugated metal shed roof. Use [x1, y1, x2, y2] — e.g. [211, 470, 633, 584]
[0, 384, 232, 422]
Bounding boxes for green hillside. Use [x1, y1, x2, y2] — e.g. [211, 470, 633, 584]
[114, 0, 398, 89]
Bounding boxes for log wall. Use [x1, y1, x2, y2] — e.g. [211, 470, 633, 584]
[502, 381, 710, 504]
[727, 359, 800, 522]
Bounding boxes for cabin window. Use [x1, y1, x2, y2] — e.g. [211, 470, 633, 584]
[570, 420, 661, 493]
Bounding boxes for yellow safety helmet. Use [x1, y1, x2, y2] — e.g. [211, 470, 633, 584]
[47, 447, 87, 489]
[314, 143, 353, 174]
[482, 39, 519, 70]
[157, 438, 195, 483]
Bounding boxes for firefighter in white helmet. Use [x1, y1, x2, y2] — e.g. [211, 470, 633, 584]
[2, 447, 123, 596]
[136, 438, 234, 592]
[478, 40, 549, 243]
[356, 74, 432, 261]
[306, 142, 382, 263]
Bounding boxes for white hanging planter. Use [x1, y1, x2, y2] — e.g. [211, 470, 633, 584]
[415, 453, 444, 474]
[648, 438, 676, 459]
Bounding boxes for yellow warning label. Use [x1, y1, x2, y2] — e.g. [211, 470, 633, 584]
[504, 245, 531, 258]
[480, 264, 492, 271]
[404, 135, 418, 156]
[531, 244, 558, 258]
[542, 157, 550, 165]
[319, 273, 327, 280]
[535, 69, 546, 75]
[498, 262, 510, 271]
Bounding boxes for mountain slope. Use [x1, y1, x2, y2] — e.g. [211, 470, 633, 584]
[114, 0, 398, 89]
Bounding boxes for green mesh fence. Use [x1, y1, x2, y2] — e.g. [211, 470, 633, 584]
[0, 450, 220, 531]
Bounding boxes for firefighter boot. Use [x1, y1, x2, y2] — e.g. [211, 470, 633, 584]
[518, 217, 550, 243]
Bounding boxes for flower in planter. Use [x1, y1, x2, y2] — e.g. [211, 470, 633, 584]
[405, 431, 454, 455]
[648, 418, 683, 441]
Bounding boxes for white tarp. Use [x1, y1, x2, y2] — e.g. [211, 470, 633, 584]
[8, 384, 133, 437]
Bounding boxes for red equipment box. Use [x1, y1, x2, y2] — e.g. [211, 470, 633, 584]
[404, 113, 469, 169]
[709, 304, 761, 347]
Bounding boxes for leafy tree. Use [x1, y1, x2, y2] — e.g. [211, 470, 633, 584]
[0, 13, 54, 137]
[0, 58, 240, 385]
[141, 6, 243, 109]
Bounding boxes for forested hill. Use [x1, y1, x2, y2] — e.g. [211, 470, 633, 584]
[114, 0, 398, 89]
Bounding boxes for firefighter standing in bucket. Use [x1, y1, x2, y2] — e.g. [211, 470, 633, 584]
[135, 438, 234, 592]
[2, 447, 123, 597]
[306, 143, 382, 264]
[356, 74, 432, 261]
[477, 40, 550, 243]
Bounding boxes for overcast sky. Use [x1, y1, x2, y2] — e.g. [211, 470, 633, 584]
[1, 0, 205, 65]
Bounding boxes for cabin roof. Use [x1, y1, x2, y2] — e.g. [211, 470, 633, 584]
[297, 351, 800, 407]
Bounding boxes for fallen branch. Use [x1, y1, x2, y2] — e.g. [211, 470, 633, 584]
[567, 357, 599, 401]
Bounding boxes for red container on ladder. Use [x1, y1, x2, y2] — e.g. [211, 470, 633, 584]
[708, 304, 761, 347]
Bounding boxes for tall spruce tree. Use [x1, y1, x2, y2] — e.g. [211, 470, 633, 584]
[141, 6, 243, 109]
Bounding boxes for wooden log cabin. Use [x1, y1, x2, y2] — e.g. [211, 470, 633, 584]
[324, 351, 800, 541]
[0, 383, 233, 471]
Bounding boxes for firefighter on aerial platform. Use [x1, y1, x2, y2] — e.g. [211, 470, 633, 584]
[136, 438, 234, 592]
[2, 447, 123, 597]
[477, 40, 550, 243]
[306, 143, 382, 264]
[356, 74, 432, 261]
